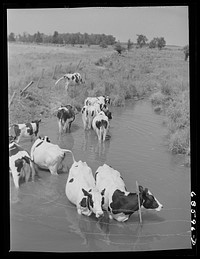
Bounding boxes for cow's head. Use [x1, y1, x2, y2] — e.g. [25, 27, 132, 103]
[139, 185, 163, 211]
[104, 96, 111, 105]
[104, 110, 112, 120]
[82, 188, 105, 218]
[39, 135, 51, 143]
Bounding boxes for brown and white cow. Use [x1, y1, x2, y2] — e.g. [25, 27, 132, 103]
[65, 156, 104, 218]
[9, 119, 41, 143]
[55, 73, 83, 90]
[57, 105, 76, 133]
[95, 164, 163, 222]
[9, 136, 35, 188]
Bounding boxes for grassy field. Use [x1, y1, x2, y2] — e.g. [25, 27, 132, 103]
[8, 42, 190, 164]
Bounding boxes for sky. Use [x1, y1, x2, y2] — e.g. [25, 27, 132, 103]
[7, 6, 189, 46]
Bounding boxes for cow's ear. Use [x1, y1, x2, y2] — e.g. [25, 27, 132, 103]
[101, 188, 105, 196]
[82, 188, 92, 197]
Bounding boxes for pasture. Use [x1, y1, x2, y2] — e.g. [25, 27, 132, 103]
[8, 42, 191, 252]
[8, 42, 190, 161]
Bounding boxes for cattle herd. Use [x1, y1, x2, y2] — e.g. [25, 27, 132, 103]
[9, 73, 163, 222]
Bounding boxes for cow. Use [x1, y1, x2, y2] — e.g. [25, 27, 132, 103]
[9, 136, 36, 188]
[84, 96, 111, 107]
[9, 119, 41, 143]
[30, 136, 74, 175]
[57, 105, 76, 133]
[81, 104, 101, 130]
[55, 72, 83, 90]
[65, 155, 105, 218]
[92, 111, 110, 142]
[95, 164, 163, 222]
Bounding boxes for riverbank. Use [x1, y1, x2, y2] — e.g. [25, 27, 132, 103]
[8, 42, 189, 165]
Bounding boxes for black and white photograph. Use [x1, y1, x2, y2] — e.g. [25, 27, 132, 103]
[7, 5, 193, 254]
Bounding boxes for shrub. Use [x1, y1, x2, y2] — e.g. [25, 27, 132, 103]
[99, 41, 108, 48]
[136, 34, 148, 48]
[114, 42, 125, 55]
[168, 127, 190, 154]
[150, 91, 165, 105]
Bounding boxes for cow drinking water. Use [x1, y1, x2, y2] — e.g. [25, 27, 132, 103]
[95, 164, 163, 222]
[65, 155, 104, 218]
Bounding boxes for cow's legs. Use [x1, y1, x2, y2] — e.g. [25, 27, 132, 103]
[12, 171, 20, 188]
[58, 120, 63, 134]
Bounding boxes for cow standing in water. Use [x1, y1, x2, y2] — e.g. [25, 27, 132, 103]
[65, 155, 105, 218]
[92, 111, 110, 142]
[9, 136, 35, 188]
[9, 119, 41, 143]
[30, 136, 73, 175]
[57, 105, 76, 133]
[95, 164, 163, 222]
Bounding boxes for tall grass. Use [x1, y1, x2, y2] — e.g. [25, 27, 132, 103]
[8, 43, 189, 164]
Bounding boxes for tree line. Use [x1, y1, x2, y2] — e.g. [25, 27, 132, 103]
[8, 31, 116, 46]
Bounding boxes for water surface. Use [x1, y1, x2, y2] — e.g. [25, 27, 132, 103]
[10, 99, 191, 252]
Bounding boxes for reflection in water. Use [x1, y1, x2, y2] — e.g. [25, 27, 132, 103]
[82, 130, 111, 164]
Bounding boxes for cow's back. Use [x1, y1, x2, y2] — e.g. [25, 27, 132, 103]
[66, 161, 95, 205]
[95, 164, 126, 199]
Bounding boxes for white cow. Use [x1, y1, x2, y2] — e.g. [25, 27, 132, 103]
[65, 156, 105, 218]
[9, 137, 35, 188]
[92, 111, 109, 142]
[30, 136, 73, 175]
[95, 164, 163, 222]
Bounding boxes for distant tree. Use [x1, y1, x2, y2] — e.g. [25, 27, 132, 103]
[149, 37, 166, 50]
[127, 39, 133, 51]
[157, 37, 166, 50]
[149, 38, 158, 48]
[183, 45, 189, 61]
[52, 31, 59, 44]
[8, 32, 16, 42]
[136, 34, 148, 48]
[99, 41, 108, 48]
[114, 42, 125, 55]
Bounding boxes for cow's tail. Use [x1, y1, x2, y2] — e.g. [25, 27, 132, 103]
[55, 76, 64, 85]
[61, 149, 76, 163]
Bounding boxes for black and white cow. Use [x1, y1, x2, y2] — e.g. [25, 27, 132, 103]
[55, 72, 83, 90]
[95, 164, 163, 222]
[30, 136, 74, 175]
[9, 119, 41, 143]
[84, 96, 111, 107]
[9, 136, 35, 188]
[92, 111, 110, 142]
[65, 156, 105, 218]
[57, 105, 76, 133]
